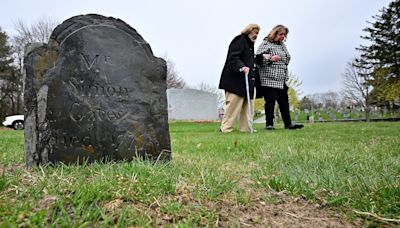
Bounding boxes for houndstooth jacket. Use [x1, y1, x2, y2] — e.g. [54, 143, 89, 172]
[256, 40, 290, 89]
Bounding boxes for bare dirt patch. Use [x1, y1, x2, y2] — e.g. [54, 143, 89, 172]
[132, 185, 361, 227]
[210, 192, 358, 227]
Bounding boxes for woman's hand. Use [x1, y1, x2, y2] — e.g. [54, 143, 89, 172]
[262, 54, 271, 60]
[240, 66, 250, 74]
[270, 55, 281, 61]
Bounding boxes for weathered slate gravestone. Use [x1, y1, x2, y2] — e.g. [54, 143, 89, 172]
[24, 14, 171, 166]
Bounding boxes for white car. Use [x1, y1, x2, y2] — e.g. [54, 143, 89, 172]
[2, 114, 24, 130]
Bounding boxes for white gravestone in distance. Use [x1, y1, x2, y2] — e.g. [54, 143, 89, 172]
[167, 89, 218, 121]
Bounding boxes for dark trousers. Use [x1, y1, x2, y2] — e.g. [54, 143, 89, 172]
[262, 86, 292, 127]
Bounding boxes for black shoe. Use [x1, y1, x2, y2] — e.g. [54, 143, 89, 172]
[285, 124, 304, 130]
[265, 125, 275, 130]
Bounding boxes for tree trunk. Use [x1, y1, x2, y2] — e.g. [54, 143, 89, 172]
[16, 92, 21, 114]
[10, 96, 15, 114]
[365, 106, 370, 122]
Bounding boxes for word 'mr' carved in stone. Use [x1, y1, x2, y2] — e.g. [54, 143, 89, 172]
[80, 53, 113, 71]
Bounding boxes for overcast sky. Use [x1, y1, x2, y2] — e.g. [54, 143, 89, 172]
[1, 0, 392, 95]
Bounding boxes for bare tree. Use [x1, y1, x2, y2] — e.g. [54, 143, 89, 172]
[306, 92, 340, 110]
[307, 93, 322, 109]
[0, 17, 59, 115]
[342, 61, 372, 121]
[194, 82, 225, 109]
[320, 92, 340, 109]
[12, 17, 59, 73]
[164, 56, 186, 89]
[339, 96, 357, 109]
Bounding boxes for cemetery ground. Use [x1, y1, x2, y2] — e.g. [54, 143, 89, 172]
[0, 122, 399, 227]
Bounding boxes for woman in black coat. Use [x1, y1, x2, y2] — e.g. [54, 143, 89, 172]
[219, 24, 260, 133]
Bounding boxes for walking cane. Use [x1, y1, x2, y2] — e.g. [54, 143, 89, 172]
[244, 72, 254, 133]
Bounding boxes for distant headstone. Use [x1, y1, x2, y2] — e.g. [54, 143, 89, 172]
[24, 14, 171, 166]
[167, 89, 218, 121]
[294, 110, 300, 122]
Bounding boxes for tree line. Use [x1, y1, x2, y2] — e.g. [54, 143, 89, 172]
[342, 0, 399, 121]
[291, 0, 399, 121]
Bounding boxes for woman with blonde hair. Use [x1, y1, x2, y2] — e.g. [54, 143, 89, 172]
[219, 23, 260, 133]
[256, 25, 303, 130]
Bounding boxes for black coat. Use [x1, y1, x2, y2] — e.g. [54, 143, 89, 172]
[219, 34, 257, 98]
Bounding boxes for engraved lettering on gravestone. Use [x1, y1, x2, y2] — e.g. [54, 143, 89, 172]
[69, 103, 83, 122]
[80, 53, 112, 70]
[69, 78, 129, 97]
[80, 53, 100, 71]
[70, 136, 80, 147]
[82, 136, 91, 147]
[111, 132, 136, 153]
[111, 134, 124, 152]
[49, 130, 120, 151]
[104, 55, 111, 64]
[69, 103, 126, 122]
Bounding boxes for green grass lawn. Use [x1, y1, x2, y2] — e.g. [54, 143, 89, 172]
[0, 122, 399, 227]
